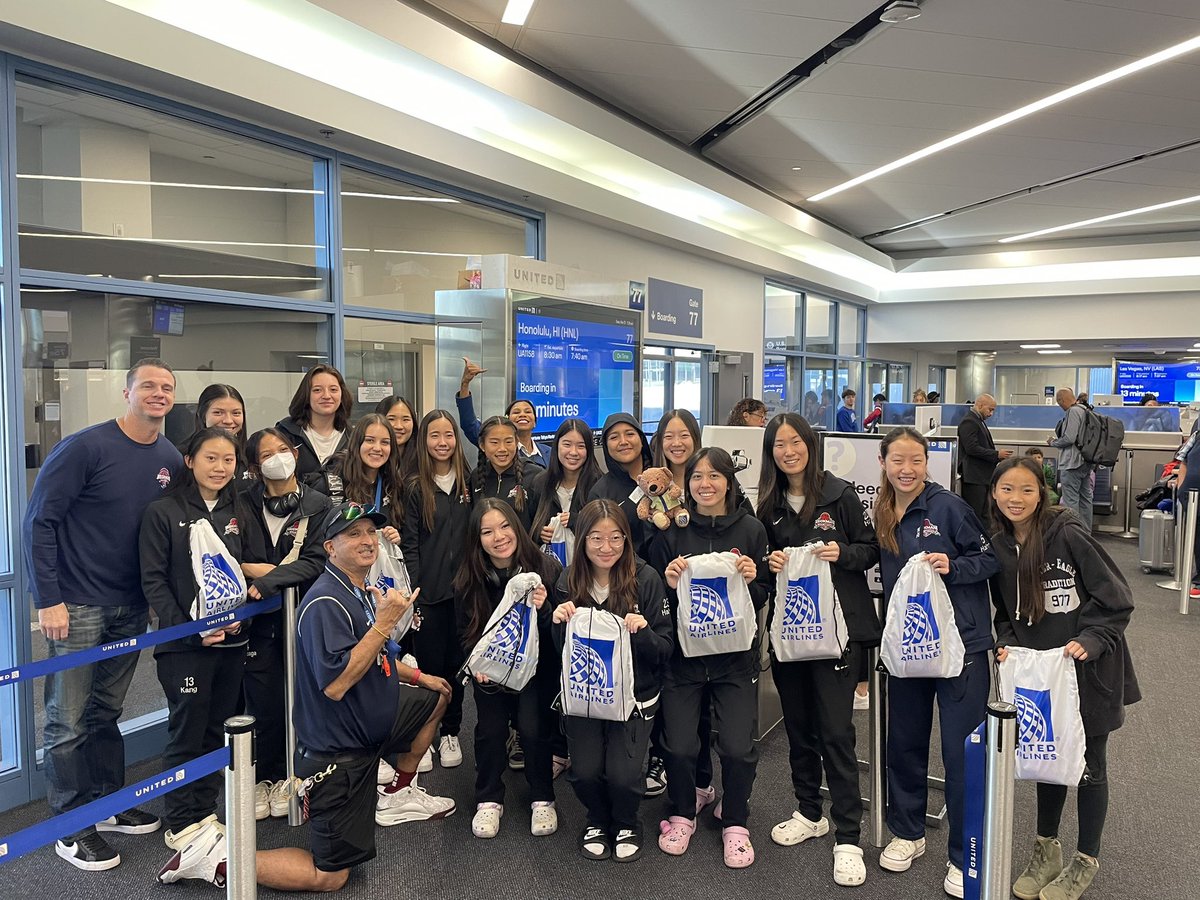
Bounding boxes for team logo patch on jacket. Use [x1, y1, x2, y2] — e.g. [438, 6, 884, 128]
[285, 521, 301, 539]
[920, 518, 940, 538]
[814, 512, 837, 531]
[156, 467, 172, 489]
[224, 517, 240, 536]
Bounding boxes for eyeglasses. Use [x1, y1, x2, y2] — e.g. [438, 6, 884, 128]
[585, 533, 626, 549]
[747, 410, 767, 423]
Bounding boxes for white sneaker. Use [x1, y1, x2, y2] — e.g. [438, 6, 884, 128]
[944, 862, 964, 898]
[253, 781, 271, 821]
[418, 746, 434, 773]
[269, 778, 297, 818]
[472, 803, 503, 838]
[157, 823, 227, 887]
[375, 783, 457, 826]
[531, 802, 558, 836]
[438, 735, 463, 768]
[771, 810, 830, 846]
[378, 757, 397, 785]
[880, 836, 926, 872]
[853, 690, 870, 711]
[164, 814, 224, 851]
[834, 844, 867, 887]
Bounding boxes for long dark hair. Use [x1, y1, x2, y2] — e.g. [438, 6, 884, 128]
[988, 456, 1065, 625]
[567, 499, 639, 617]
[650, 409, 701, 475]
[287, 364, 353, 431]
[756, 412, 822, 524]
[172, 427, 239, 498]
[375, 395, 419, 479]
[471, 416, 528, 512]
[409, 409, 471, 531]
[244, 427, 297, 480]
[683, 447, 744, 517]
[195, 384, 247, 450]
[531, 419, 602, 537]
[334, 414, 404, 516]
[454, 498, 558, 646]
[875, 426, 929, 555]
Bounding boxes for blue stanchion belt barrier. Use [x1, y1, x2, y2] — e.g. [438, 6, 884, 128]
[963, 719, 987, 900]
[0, 595, 282, 687]
[0, 746, 230, 865]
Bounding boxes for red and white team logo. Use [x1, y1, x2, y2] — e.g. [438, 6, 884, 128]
[224, 517, 240, 536]
[285, 521, 301, 539]
[814, 512, 837, 531]
[156, 467, 172, 489]
[920, 518, 941, 538]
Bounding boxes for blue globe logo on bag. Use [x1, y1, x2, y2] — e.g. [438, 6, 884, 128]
[900, 591, 942, 662]
[568, 636, 615, 706]
[1014, 686, 1058, 761]
[548, 541, 568, 567]
[374, 574, 395, 592]
[688, 576, 738, 640]
[781, 575, 826, 643]
[200, 552, 243, 615]
[482, 603, 532, 669]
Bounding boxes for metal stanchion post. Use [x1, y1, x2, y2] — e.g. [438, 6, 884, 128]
[979, 701, 1017, 900]
[1179, 490, 1198, 615]
[1116, 449, 1137, 539]
[224, 715, 257, 900]
[868, 643, 887, 849]
[282, 587, 303, 826]
[1159, 483, 1184, 590]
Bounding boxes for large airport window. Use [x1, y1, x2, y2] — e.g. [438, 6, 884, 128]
[838, 304, 864, 358]
[16, 76, 327, 299]
[804, 295, 835, 356]
[764, 284, 802, 352]
[343, 317, 437, 421]
[340, 166, 529, 313]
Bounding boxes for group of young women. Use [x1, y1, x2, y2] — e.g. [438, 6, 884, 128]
[137, 363, 1137, 900]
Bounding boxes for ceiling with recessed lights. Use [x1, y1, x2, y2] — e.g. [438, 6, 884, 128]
[416, 0, 1200, 254]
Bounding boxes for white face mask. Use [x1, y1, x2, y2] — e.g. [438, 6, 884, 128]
[260, 451, 296, 481]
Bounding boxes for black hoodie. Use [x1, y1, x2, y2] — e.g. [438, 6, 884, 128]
[760, 472, 882, 646]
[552, 560, 673, 706]
[989, 512, 1141, 735]
[240, 482, 331, 601]
[276, 416, 350, 488]
[401, 476, 473, 606]
[588, 412, 653, 549]
[470, 458, 542, 534]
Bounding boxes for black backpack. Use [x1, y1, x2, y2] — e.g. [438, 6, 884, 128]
[1074, 405, 1124, 467]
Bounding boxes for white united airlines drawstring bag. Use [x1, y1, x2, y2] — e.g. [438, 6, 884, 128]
[561, 607, 635, 721]
[543, 513, 575, 568]
[997, 646, 1086, 786]
[368, 536, 415, 640]
[770, 543, 847, 662]
[463, 572, 542, 691]
[676, 551, 756, 658]
[189, 518, 248, 635]
[880, 552, 965, 678]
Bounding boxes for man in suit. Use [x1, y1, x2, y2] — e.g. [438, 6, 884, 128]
[956, 394, 1011, 522]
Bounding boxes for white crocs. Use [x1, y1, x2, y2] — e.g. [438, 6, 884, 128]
[834, 844, 867, 886]
[472, 803, 503, 838]
[770, 810, 830, 846]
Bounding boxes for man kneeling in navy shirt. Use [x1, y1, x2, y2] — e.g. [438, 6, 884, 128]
[160, 502, 454, 891]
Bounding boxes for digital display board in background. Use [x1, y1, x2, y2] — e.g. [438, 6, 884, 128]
[513, 298, 639, 439]
[1116, 360, 1200, 404]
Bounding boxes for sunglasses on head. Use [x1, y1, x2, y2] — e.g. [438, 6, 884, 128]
[336, 503, 378, 522]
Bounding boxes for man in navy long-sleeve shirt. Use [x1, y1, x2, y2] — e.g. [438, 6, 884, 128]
[835, 388, 859, 432]
[23, 358, 182, 872]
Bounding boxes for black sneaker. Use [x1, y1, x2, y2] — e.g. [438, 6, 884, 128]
[644, 758, 667, 798]
[56, 831, 121, 871]
[507, 729, 525, 771]
[96, 808, 162, 834]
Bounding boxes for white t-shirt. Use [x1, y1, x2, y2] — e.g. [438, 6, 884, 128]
[433, 472, 456, 495]
[589, 581, 610, 606]
[262, 505, 290, 546]
[304, 426, 343, 465]
[556, 485, 575, 513]
[786, 492, 806, 514]
[204, 498, 219, 512]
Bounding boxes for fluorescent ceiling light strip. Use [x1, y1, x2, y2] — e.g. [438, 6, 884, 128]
[344, 248, 474, 256]
[340, 191, 457, 202]
[1037, 349, 1073, 354]
[807, 33, 1200, 203]
[1000, 193, 1200, 243]
[1019, 343, 1061, 349]
[17, 173, 320, 194]
[501, 0, 535, 26]
[19, 232, 321, 249]
[157, 274, 322, 280]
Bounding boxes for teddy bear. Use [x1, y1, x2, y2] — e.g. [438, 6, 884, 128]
[634, 467, 690, 530]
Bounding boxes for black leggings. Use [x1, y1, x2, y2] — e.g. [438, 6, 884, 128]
[1036, 733, 1109, 858]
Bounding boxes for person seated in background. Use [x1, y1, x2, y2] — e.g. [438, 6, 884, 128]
[836, 388, 859, 432]
[1139, 393, 1159, 407]
[863, 393, 887, 433]
[727, 397, 768, 427]
[1025, 447, 1059, 505]
[912, 389, 928, 404]
[927, 391, 941, 405]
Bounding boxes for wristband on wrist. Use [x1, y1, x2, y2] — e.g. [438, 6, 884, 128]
[370, 624, 390, 642]
[410, 667, 422, 686]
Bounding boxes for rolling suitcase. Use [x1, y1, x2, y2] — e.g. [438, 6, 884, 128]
[1138, 509, 1174, 573]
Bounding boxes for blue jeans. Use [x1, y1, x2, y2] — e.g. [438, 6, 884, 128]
[43, 603, 147, 822]
[1059, 465, 1095, 531]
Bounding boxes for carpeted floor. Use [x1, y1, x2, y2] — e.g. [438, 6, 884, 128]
[0, 534, 1192, 899]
